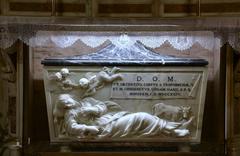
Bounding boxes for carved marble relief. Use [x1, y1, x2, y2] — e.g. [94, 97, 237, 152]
[0, 48, 16, 82]
[0, 44, 22, 156]
[42, 41, 208, 142]
[47, 67, 197, 140]
[0, 48, 17, 135]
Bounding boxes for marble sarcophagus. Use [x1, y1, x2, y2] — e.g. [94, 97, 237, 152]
[42, 40, 208, 143]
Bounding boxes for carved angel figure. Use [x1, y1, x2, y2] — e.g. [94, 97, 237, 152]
[54, 94, 194, 139]
[49, 68, 78, 90]
[49, 67, 122, 93]
[79, 67, 123, 97]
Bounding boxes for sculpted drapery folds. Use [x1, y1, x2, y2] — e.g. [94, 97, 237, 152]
[55, 95, 192, 139]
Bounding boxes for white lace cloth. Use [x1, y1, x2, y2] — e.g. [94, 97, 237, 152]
[20, 31, 218, 51]
[0, 25, 238, 52]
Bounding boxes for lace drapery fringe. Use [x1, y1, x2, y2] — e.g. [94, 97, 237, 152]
[0, 18, 239, 51]
[1, 30, 223, 51]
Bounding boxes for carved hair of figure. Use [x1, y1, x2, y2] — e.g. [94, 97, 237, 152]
[62, 96, 194, 139]
[152, 103, 193, 122]
[53, 94, 80, 136]
[53, 94, 80, 119]
[79, 67, 122, 97]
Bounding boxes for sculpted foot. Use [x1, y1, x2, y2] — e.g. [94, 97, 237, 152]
[174, 129, 190, 137]
[165, 122, 181, 130]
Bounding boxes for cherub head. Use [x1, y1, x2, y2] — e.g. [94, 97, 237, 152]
[60, 68, 70, 78]
[55, 72, 62, 80]
[79, 78, 90, 88]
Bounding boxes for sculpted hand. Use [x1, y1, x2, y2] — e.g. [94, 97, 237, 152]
[117, 74, 124, 80]
[85, 126, 99, 135]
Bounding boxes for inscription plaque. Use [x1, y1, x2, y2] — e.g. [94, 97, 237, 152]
[111, 72, 201, 99]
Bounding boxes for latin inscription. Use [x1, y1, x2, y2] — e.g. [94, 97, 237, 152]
[111, 72, 202, 99]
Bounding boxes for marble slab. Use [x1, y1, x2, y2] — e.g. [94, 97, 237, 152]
[42, 66, 208, 143]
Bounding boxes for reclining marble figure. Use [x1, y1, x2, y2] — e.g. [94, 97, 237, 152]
[55, 94, 193, 139]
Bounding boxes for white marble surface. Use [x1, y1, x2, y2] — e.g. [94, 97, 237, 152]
[43, 66, 208, 143]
